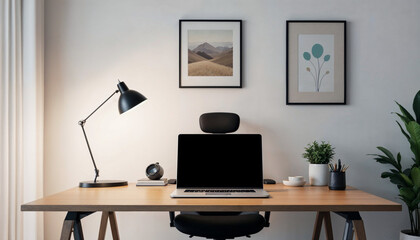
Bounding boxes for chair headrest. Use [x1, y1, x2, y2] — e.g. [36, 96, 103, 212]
[199, 112, 240, 133]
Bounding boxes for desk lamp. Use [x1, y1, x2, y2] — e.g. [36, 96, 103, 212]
[78, 80, 147, 188]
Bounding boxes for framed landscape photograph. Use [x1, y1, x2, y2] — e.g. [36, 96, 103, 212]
[286, 21, 346, 104]
[179, 20, 242, 88]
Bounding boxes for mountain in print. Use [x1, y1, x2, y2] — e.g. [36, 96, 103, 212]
[188, 42, 234, 76]
[211, 49, 233, 68]
[188, 49, 208, 63]
[196, 51, 213, 60]
[192, 42, 220, 57]
[216, 46, 231, 53]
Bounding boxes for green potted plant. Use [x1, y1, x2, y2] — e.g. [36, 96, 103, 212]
[371, 90, 420, 239]
[303, 141, 335, 186]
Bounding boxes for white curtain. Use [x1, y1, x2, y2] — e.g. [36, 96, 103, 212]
[0, 0, 44, 239]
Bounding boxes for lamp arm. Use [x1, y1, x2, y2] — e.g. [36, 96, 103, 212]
[81, 90, 119, 123]
[79, 124, 100, 182]
[78, 89, 119, 183]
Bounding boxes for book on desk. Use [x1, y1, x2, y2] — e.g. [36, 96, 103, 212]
[136, 178, 168, 186]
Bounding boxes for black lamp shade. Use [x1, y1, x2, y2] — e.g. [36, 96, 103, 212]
[117, 81, 147, 114]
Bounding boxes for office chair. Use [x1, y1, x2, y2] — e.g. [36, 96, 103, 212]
[169, 112, 270, 240]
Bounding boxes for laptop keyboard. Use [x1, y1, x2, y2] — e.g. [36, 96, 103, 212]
[185, 189, 256, 193]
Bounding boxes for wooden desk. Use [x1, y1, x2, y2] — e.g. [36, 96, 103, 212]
[21, 184, 401, 240]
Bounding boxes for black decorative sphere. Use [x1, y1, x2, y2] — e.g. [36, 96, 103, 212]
[146, 162, 164, 180]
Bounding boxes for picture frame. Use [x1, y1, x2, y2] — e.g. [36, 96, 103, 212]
[286, 20, 346, 104]
[179, 20, 242, 88]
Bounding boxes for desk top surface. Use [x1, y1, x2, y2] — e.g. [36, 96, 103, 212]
[21, 184, 401, 212]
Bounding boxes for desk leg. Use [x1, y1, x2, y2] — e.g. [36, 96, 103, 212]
[353, 219, 366, 240]
[313, 212, 324, 239]
[60, 220, 74, 240]
[98, 212, 109, 240]
[335, 212, 366, 240]
[98, 211, 120, 240]
[324, 212, 334, 240]
[109, 212, 120, 239]
[60, 212, 94, 240]
[312, 211, 334, 240]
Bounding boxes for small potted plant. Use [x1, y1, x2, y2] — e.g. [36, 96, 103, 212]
[371, 90, 420, 239]
[303, 141, 335, 186]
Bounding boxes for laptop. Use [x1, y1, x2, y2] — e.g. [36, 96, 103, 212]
[170, 134, 269, 198]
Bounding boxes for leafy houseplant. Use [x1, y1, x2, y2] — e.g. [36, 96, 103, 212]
[371, 90, 420, 237]
[303, 141, 335, 164]
[303, 141, 335, 186]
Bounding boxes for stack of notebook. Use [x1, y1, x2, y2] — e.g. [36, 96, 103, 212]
[136, 178, 168, 186]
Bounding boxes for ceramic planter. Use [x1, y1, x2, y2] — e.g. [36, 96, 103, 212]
[309, 164, 329, 186]
[400, 230, 420, 240]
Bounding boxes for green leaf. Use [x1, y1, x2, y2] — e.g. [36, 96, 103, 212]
[386, 169, 407, 187]
[399, 187, 418, 212]
[372, 155, 399, 170]
[396, 101, 415, 123]
[404, 168, 411, 176]
[397, 153, 402, 168]
[401, 173, 414, 186]
[400, 187, 416, 201]
[410, 192, 420, 208]
[413, 90, 420, 123]
[408, 190, 420, 209]
[397, 121, 410, 141]
[413, 185, 420, 195]
[407, 121, 420, 165]
[412, 167, 420, 187]
[377, 147, 396, 161]
[389, 174, 406, 187]
[394, 113, 411, 125]
[374, 147, 401, 171]
[399, 196, 418, 212]
[381, 172, 408, 188]
[381, 172, 396, 179]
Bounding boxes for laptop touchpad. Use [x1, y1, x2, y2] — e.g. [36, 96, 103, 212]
[206, 192, 231, 195]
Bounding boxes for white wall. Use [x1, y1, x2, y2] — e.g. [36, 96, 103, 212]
[44, 0, 420, 239]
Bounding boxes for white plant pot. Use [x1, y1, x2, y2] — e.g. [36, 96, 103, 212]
[309, 164, 329, 186]
[400, 230, 420, 240]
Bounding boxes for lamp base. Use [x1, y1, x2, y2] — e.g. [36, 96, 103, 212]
[79, 180, 128, 188]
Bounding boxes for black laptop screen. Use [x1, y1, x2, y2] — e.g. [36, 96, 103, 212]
[177, 134, 263, 188]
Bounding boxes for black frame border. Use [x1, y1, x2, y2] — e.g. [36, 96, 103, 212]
[286, 20, 347, 105]
[179, 19, 242, 88]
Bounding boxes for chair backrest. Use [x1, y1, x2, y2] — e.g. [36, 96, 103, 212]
[170, 112, 269, 239]
[199, 112, 240, 133]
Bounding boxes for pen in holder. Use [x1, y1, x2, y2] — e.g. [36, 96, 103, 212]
[328, 159, 348, 190]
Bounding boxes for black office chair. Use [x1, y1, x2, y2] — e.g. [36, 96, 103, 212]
[169, 112, 270, 240]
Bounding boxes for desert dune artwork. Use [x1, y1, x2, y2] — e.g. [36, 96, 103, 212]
[188, 30, 233, 76]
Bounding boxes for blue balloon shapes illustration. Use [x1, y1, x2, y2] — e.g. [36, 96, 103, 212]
[303, 43, 331, 92]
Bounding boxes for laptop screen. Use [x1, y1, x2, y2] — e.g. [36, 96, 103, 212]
[177, 134, 263, 188]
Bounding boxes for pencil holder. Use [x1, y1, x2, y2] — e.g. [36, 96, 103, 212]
[329, 171, 346, 190]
